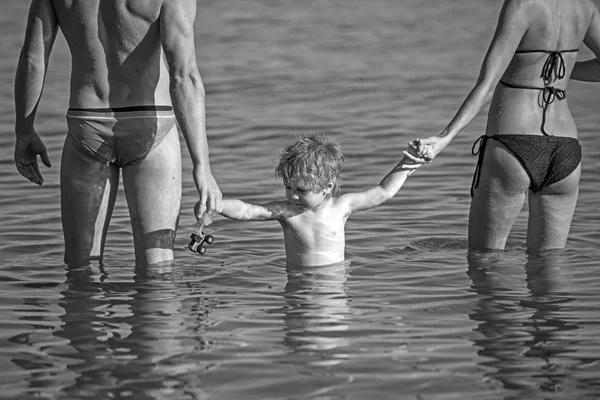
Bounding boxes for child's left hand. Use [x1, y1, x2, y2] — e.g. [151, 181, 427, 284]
[194, 201, 214, 226]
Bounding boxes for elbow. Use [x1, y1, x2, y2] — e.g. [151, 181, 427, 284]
[236, 203, 255, 221]
[16, 52, 45, 77]
[474, 73, 496, 96]
[170, 66, 205, 97]
[380, 193, 393, 205]
[474, 61, 501, 93]
[571, 60, 600, 83]
[374, 187, 393, 205]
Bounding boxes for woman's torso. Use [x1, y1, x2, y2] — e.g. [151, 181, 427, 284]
[487, 0, 595, 138]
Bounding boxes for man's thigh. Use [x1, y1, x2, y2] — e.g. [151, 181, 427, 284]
[122, 126, 182, 263]
[60, 134, 119, 265]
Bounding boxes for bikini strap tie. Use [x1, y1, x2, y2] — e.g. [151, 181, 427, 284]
[540, 86, 566, 135]
[470, 135, 489, 197]
[541, 51, 567, 84]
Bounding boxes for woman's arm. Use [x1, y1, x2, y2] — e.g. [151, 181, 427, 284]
[571, 59, 600, 82]
[571, 3, 600, 82]
[412, 0, 529, 161]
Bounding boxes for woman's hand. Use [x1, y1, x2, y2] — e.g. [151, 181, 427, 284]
[407, 136, 449, 162]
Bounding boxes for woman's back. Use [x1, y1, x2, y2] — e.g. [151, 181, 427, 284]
[489, 0, 597, 138]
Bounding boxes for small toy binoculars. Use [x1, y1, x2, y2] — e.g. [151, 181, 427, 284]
[188, 231, 214, 255]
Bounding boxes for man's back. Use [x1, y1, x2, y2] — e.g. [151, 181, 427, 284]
[50, 0, 171, 107]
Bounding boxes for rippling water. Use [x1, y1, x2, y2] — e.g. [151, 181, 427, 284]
[1, 1, 600, 399]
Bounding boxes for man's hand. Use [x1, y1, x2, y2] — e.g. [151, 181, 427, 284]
[14, 130, 51, 185]
[193, 167, 222, 220]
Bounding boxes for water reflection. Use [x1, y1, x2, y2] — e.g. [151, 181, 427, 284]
[281, 261, 351, 367]
[467, 250, 580, 398]
[53, 264, 214, 399]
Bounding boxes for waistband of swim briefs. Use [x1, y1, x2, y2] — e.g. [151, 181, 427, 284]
[66, 105, 174, 118]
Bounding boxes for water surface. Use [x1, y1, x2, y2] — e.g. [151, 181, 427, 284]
[1, 1, 599, 399]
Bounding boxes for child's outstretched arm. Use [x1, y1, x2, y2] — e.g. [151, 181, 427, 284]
[217, 199, 290, 221]
[338, 150, 423, 213]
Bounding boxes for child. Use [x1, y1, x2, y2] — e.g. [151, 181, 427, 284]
[198, 134, 422, 266]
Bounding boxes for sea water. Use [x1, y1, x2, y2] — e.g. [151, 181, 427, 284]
[1, 1, 599, 399]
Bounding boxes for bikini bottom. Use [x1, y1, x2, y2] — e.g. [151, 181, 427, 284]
[66, 105, 176, 168]
[470, 134, 581, 196]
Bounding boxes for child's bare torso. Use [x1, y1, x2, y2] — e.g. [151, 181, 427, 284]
[279, 198, 350, 266]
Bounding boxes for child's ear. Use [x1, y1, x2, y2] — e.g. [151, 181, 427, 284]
[323, 181, 335, 195]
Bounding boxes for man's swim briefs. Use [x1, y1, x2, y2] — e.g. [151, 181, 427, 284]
[66, 105, 176, 167]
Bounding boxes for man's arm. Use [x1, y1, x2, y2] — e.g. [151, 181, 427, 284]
[14, 0, 58, 185]
[160, 0, 222, 216]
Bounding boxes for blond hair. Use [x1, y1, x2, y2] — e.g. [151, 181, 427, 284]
[275, 133, 344, 197]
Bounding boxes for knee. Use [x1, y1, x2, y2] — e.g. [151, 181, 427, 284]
[142, 229, 177, 250]
[63, 253, 101, 269]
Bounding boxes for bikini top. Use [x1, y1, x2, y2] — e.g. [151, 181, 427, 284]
[499, 48, 579, 135]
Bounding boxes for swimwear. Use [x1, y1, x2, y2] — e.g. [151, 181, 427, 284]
[470, 134, 581, 195]
[499, 48, 578, 135]
[66, 105, 176, 167]
[470, 48, 582, 196]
